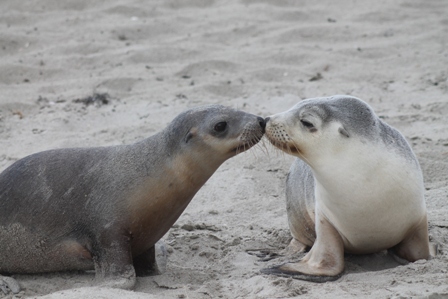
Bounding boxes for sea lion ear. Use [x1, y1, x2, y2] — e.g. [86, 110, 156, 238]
[185, 127, 198, 143]
[338, 127, 349, 138]
[185, 132, 194, 143]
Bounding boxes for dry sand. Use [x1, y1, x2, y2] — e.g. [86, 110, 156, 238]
[1, 0, 447, 298]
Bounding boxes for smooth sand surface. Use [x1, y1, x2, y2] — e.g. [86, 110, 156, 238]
[1, 0, 447, 298]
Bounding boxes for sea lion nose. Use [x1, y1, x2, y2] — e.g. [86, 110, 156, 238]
[258, 116, 266, 130]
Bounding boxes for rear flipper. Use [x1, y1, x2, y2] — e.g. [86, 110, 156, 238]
[261, 212, 344, 282]
[0, 276, 20, 295]
[246, 238, 309, 262]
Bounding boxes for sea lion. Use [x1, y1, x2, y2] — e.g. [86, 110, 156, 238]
[262, 95, 430, 282]
[0, 105, 266, 293]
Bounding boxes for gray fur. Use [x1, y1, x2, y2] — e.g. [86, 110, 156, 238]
[263, 95, 429, 281]
[292, 95, 418, 165]
[285, 96, 421, 233]
[286, 159, 315, 246]
[0, 105, 265, 293]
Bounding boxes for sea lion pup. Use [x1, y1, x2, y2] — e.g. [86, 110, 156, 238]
[262, 95, 430, 282]
[0, 105, 266, 293]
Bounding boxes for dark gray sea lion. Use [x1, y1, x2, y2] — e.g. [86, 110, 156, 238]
[0, 105, 265, 293]
[262, 95, 430, 282]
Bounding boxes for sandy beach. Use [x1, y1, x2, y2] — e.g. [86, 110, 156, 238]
[1, 0, 447, 298]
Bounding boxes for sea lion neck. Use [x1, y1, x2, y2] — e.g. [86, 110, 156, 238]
[131, 131, 180, 159]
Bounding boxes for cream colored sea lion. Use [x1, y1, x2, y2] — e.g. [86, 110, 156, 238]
[262, 95, 430, 282]
[0, 105, 265, 294]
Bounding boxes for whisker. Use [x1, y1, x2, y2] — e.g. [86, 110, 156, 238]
[249, 140, 258, 160]
[238, 143, 243, 155]
[259, 138, 270, 157]
[271, 139, 287, 161]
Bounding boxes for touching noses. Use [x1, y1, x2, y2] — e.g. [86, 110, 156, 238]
[258, 116, 266, 131]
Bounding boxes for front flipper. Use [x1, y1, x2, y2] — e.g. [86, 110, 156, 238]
[261, 263, 343, 283]
[93, 232, 136, 289]
[281, 238, 309, 256]
[246, 249, 280, 262]
[261, 211, 345, 282]
[246, 238, 309, 262]
[0, 276, 20, 295]
[133, 241, 168, 276]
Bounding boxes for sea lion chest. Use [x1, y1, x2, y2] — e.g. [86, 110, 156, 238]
[127, 154, 210, 256]
[313, 142, 426, 253]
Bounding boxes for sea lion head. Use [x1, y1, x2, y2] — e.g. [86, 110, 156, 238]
[264, 95, 378, 161]
[166, 104, 265, 162]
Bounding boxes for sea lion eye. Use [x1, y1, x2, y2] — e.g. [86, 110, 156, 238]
[214, 122, 227, 132]
[300, 120, 314, 129]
